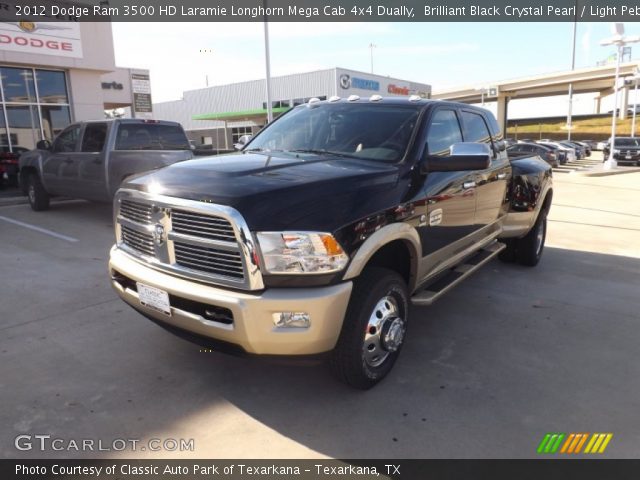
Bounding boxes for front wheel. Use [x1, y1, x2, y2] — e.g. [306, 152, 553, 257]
[26, 173, 50, 211]
[329, 267, 409, 389]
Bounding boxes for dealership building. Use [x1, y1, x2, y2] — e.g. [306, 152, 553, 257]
[0, 21, 151, 152]
[153, 68, 431, 149]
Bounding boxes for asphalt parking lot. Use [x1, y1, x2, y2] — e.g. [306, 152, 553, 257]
[1, 172, 639, 460]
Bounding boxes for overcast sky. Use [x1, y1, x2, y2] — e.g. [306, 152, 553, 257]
[112, 21, 640, 117]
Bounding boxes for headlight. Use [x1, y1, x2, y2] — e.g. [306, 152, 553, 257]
[256, 232, 349, 274]
[613, 149, 620, 154]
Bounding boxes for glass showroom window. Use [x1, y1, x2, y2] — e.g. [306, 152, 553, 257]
[0, 67, 72, 151]
[232, 126, 253, 144]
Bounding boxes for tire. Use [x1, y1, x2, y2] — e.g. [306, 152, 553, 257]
[498, 239, 517, 263]
[329, 267, 409, 389]
[515, 209, 547, 267]
[26, 173, 50, 211]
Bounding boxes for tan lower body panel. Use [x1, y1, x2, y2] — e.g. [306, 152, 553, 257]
[109, 247, 353, 355]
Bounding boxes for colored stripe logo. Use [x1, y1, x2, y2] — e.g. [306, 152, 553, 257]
[537, 433, 613, 454]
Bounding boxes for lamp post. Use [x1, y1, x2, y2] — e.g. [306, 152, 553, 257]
[369, 43, 377, 73]
[263, 20, 273, 123]
[631, 70, 640, 137]
[566, 5, 577, 141]
[475, 87, 487, 106]
[601, 23, 640, 170]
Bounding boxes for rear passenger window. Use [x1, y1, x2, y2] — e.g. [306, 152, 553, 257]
[81, 123, 107, 152]
[115, 124, 190, 151]
[461, 111, 493, 145]
[426, 109, 463, 156]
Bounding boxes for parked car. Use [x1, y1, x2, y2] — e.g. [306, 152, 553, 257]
[108, 98, 553, 389]
[541, 139, 585, 159]
[0, 145, 28, 187]
[602, 137, 640, 166]
[575, 140, 595, 154]
[19, 119, 193, 211]
[562, 141, 587, 159]
[537, 141, 577, 162]
[507, 142, 560, 167]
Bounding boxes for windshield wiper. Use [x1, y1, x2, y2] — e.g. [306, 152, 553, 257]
[289, 149, 359, 158]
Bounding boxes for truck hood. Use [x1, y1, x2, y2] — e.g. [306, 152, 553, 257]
[123, 152, 402, 231]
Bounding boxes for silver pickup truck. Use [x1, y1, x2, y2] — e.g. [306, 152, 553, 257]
[19, 119, 193, 211]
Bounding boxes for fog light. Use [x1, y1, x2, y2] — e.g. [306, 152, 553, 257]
[273, 312, 311, 328]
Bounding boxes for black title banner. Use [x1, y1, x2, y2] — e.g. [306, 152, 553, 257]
[3, 459, 640, 480]
[3, 0, 640, 22]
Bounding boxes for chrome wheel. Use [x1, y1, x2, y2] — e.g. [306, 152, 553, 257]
[28, 183, 36, 204]
[363, 295, 405, 368]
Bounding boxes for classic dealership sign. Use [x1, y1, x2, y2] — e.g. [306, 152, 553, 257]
[0, 21, 82, 58]
[388, 84, 410, 95]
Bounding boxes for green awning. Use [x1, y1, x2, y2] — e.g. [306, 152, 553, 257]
[193, 107, 290, 121]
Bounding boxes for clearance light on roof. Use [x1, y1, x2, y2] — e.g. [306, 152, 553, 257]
[308, 97, 321, 104]
[409, 95, 422, 102]
[369, 94, 382, 102]
[347, 95, 360, 102]
[328, 96, 341, 102]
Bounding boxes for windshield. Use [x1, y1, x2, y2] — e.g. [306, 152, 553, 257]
[246, 103, 421, 162]
[614, 138, 640, 147]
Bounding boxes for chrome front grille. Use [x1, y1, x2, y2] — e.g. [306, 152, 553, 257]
[114, 190, 263, 290]
[121, 225, 154, 256]
[174, 242, 244, 279]
[171, 209, 236, 242]
[120, 200, 153, 224]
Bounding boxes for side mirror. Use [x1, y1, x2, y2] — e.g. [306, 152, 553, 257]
[421, 142, 491, 174]
[36, 140, 52, 151]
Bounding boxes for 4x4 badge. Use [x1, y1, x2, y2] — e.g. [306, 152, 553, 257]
[429, 209, 443, 226]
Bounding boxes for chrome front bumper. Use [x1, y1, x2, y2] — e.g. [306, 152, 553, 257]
[109, 247, 353, 355]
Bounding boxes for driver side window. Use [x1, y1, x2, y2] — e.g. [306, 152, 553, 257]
[426, 109, 463, 156]
[53, 125, 80, 153]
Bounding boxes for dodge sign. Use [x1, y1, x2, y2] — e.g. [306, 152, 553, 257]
[0, 21, 83, 58]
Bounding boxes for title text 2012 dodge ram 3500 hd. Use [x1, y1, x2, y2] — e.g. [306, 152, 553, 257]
[19, 119, 193, 211]
[109, 97, 552, 389]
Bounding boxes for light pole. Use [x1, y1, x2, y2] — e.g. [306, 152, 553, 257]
[263, 20, 273, 123]
[601, 23, 640, 170]
[566, 4, 577, 141]
[475, 87, 487, 106]
[369, 43, 377, 74]
[631, 70, 640, 137]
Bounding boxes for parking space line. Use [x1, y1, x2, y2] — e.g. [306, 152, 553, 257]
[0, 215, 79, 242]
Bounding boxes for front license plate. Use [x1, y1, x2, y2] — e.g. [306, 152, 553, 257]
[137, 283, 171, 316]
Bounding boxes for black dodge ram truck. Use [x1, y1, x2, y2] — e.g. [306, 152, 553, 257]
[109, 96, 552, 389]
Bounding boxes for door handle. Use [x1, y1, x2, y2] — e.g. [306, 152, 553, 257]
[497, 173, 507, 180]
[463, 181, 476, 189]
